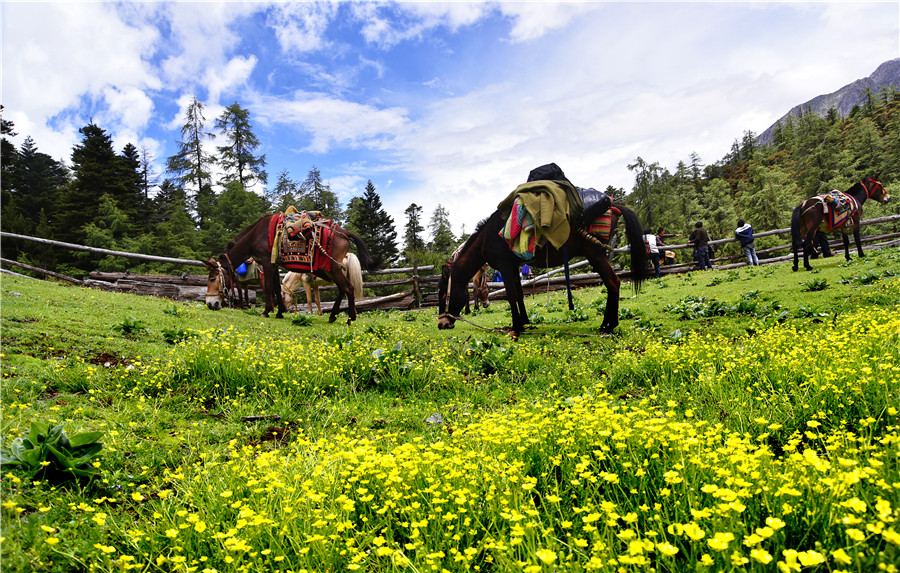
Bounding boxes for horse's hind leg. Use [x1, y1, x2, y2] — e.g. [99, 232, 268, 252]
[802, 231, 816, 271]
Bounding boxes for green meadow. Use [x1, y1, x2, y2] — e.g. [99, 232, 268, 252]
[2, 249, 900, 572]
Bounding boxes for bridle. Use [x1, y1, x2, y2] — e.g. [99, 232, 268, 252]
[865, 178, 887, 201]
[212, 255, 239, 308]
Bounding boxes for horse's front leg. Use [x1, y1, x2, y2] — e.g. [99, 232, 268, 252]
[595, 257, 621, 333]
[842, 232, 853, 261]
[853, 226, 865, 258]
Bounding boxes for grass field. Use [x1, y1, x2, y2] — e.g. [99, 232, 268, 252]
[2, 249, 900, 572]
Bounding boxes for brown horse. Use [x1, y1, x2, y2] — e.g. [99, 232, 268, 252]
[281, 253, 364, 314]
[204, 257, 265, 310]
[437, 204, 647, 334]
[472, 263, 490, 310]
[791, 174, 889, 271]
[214, 214, 376, 322]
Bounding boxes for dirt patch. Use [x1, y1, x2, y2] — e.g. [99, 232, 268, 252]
[88, 353, 129, 368]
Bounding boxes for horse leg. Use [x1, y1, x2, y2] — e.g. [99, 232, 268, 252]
[259, 264, 275, 317]
[842, 231, 852, 261]
[802, 230, 816, 271]
[500, 270, 527, 334]
[595, 257, 622, 333]
[853, 224, 865, 258]
[333, 271, 357, 322]
[303, 279, 315, 314]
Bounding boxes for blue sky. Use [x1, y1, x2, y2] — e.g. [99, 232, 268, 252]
[2, 1, 898, 237]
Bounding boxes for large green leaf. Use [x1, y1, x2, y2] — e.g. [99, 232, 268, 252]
[68, 431, 103, 449]
[0, 451, 23, 466]
[47, 425, 66, 447]
[9, 438, 27, 461]
[28, 421, 50, 444]
[46, 444, 74, 469]
[17, 446, 41, 467]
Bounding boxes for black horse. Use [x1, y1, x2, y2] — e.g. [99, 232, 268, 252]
[437, 204, 648, 334]
[791, 174, 889, 271]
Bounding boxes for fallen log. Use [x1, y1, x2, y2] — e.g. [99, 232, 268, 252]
[1, 257, 82, 284]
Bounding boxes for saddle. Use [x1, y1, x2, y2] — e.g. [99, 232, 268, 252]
[268, 210, 335, 273]
[816, 191, 859, 232]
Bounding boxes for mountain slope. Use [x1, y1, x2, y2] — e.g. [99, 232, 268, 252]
[758, 58, 900, 145]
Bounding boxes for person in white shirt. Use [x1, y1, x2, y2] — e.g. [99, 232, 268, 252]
[644, 228, 661, 278]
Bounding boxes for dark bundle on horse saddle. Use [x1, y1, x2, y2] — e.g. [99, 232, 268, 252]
[527, 162, 573, 185]
[497, 163, 615, 256]
[817, 191, 859, 231]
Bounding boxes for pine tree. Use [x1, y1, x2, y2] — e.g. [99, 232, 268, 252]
[215, 102, 267, 189]
[403, 203, 425, 254]
[428, 204, 456, 255]
[166, 96, 214, 227]
[58, 124, 123, 246]
[270, 169, 299, 212]
[299, 166, 342, 221]
[345, 180, 398, 266]
[8, 136, 69, 232]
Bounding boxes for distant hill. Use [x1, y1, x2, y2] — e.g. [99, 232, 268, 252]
[758, 58, 900, 145]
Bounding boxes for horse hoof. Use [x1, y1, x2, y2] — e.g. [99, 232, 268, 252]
[328, 316, 336, 323]
[792, 266, 798, 272]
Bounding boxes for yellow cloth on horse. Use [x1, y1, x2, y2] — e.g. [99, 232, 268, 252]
[498, 180, 581, 249]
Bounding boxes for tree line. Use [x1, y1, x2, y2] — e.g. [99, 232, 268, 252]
[2, 85, 899, 278]
[1, 98, 458, 277]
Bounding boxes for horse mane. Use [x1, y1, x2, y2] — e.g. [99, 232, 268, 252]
[461, 212, 500, 252]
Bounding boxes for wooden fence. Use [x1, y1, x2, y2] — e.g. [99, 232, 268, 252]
[3, 213, 900, 313]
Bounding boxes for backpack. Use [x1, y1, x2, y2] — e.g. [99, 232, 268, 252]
[643, 235, 651, 255]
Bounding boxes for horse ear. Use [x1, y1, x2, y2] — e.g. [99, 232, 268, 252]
[874, 170, 882, 181]
[204, 257, 217, 270]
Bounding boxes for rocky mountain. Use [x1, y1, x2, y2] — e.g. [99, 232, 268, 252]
[758, 58, 900, 145]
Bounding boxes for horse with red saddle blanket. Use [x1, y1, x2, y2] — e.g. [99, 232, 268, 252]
[791, 173, 889, 271]
[211, 210, 377, 323]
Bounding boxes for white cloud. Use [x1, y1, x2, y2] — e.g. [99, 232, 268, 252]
[2, 2, 160, 159]
[204, 56, 259, 104]
[498, 2, 600, 43]
[255, 92, 409, 153]
[267, 2, 338, 53]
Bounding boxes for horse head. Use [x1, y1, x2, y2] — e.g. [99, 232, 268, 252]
[205, 255, 235, 311]
[867, 173, 890, 204]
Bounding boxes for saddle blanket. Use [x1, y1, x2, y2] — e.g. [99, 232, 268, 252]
[500, 196, 538, 260]
[269, 212, 335, 273]
[817, 191, 859, 232]
[587, 211, 614, 242]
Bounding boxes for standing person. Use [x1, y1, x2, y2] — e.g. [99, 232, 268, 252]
[734, 219, 759, 266]
[643, 228, 662, 278]
[812, 232, 832, 259]
[690, 221, 712, 271]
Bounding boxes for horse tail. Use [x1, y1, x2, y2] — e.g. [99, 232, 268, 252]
[343, 230, 378, 271]
[615, 204, 649, 290]
[345, 253, 364, 299]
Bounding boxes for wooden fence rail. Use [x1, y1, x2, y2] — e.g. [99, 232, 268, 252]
[3, 213, 899, 311]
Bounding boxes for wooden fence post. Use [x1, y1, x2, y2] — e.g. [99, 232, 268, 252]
[412, 257, 421, 308]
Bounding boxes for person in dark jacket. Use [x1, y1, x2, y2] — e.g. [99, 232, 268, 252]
[690, 221, 712, 270]
[734, 220, 759, 266]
